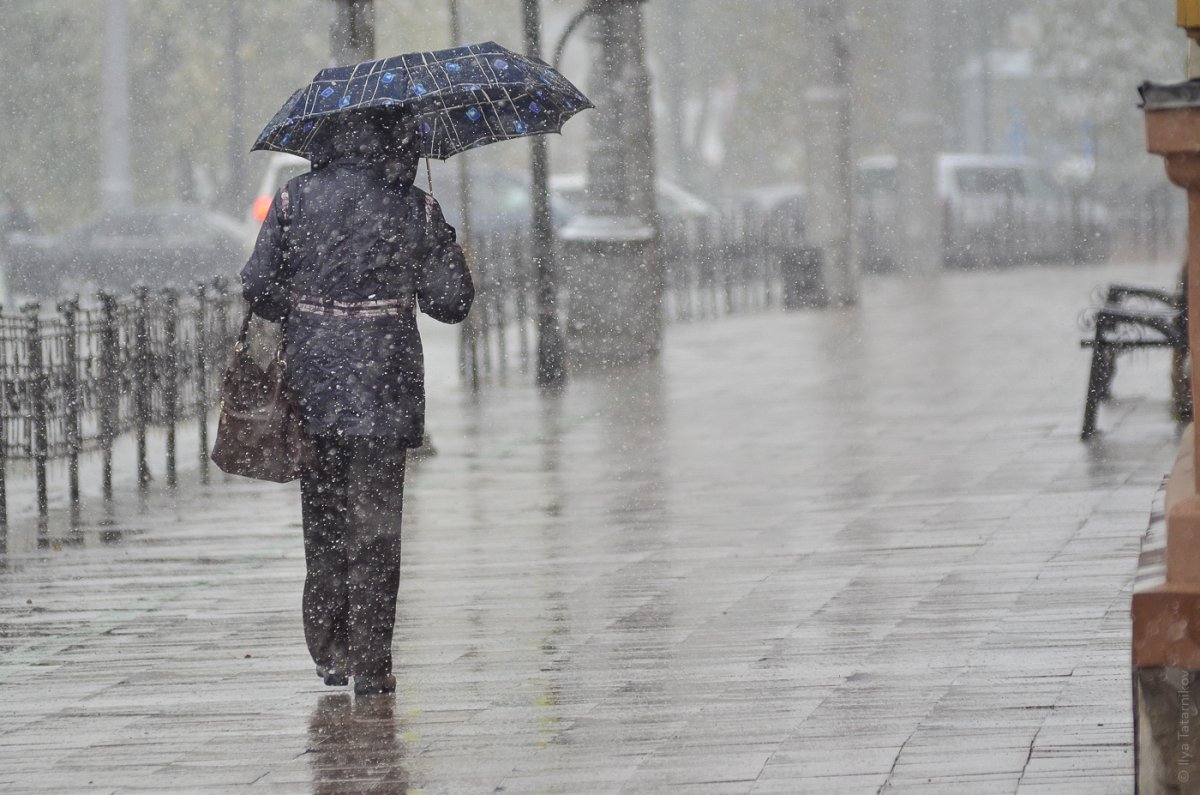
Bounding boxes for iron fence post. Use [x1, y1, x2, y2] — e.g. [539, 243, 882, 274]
[133, 286, 151, 491]
[195, 283, 209, 485]
[58, 297, 82, 527]
[163, 289, 178, 488]
[0, 306, 7, 548]
[21, 304, 49, 540]
[213, 277, 231, 354]
[97, 293, 118, 503]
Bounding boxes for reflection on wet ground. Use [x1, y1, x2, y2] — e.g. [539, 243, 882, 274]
[308, 694, 409, 794]
[0, 263, 1182, 792]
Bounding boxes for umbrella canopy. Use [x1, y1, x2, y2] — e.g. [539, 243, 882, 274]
[252, 41, 593, 161]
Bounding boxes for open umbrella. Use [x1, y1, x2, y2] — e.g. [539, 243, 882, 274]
[252, 41, 592, 161]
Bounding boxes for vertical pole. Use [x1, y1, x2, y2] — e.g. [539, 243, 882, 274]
[213, 278, 231, 356]
[101, 0, 133, 209]
[0, 309, 9, 547]
[1189, 191, 1200, 490]
[330, 0, 376, 66]
[524, 0, 566, 387]
[515, 237, 531, 369]
[559, 0, 662, 365]
[662, 0, 690, 183]
[802, 0, 857, 306]
[163, 289, 179, 489]
[22, 304, 49, 540]
[226, 0, 247, 212]
[133, 287, 151, 492]
[195, 283, 210, 485]
[448, 0, 480, 390]
[977, 1, 992, 154]
[98, 293, 118, 503]
[58, 298, 82, 528]
[830, 0, 857, 305]
[1151, 188, 1161, 262]
[896, 0, 942, 275]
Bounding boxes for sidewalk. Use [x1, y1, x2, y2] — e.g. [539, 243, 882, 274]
[0, 261, 1184, 793]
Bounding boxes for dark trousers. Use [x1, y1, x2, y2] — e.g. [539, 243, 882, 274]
[301, 435, 407, 678]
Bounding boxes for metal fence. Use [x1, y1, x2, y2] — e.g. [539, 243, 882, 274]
[459, 210, 788, 385]
[8, 184, 1167, 539]
[1107, 183, 1187, 265]
[0, 280, 240, 546]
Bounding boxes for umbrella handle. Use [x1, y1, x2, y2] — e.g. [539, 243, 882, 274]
[426, 158, 434, 196]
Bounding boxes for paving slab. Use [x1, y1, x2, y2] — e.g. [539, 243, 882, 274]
[0, 261, 1184, 792]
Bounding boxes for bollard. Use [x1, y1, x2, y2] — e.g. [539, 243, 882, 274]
[133, 287, 151, 492]
[97, 293, 118, 503]
[57, 298, 82, 527]
[780, 246, 828, 310]
[21, 304, 49, 540]
[162, 289, 179, 488]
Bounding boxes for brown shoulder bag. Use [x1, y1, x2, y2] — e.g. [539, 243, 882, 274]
[210, 312, 305, 483]
[211, 184, 304, 482]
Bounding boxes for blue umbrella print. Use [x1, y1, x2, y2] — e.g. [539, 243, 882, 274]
[252, 41, 593, 161]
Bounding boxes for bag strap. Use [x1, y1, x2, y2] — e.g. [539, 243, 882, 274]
[236, 186, 293, 358]
[235, 308, 253, 351]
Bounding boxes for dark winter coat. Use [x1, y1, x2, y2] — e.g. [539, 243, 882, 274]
[240, 129, 473, 446]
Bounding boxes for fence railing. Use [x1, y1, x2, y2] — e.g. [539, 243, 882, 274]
[458, 212, 787, 385]
[1, 279, 240, 548]
[12, 185, 1162, 540]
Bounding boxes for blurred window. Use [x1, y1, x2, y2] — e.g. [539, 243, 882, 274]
[857, 168, 896, 193]
[955, 167, 1024, 195]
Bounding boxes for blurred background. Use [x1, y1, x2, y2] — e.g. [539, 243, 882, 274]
[0, 0, 1184, 302]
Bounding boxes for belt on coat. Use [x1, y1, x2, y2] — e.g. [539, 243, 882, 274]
[290, 293, 413, 319]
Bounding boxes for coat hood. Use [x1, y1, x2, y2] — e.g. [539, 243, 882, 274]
[313, 108, 421, 187]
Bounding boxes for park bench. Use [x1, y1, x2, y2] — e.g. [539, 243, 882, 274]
[1080, 281, 1188, 439]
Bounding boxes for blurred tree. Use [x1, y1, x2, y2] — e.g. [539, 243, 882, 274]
[0, 1, 103, 227]
[639, 0, 914, 194]
[1030, 0, 1181, 184]
[0, 0, 526, 228]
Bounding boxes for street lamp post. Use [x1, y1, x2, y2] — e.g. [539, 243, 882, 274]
[802, 0, 858, 306]
[896, 0, 942, 276]
[101, 0, 133, 210]
[522, 0, 566, 386]
[559, 0, 662, 366]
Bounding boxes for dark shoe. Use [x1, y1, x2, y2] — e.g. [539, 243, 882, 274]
[315, 664, 349, 687]
[353, 673, 396, 695]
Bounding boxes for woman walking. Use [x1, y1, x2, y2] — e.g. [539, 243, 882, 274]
[241, 109, 474, 695]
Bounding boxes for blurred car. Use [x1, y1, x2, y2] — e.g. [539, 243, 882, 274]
[12, 203, 251, 296]
[431, 164, 570, 236]
[855, 153, 1111, 270]
[246, 152, 558, 236]
[247, 152, 312, 227]
[550, 173, 719, 258]
[244, 153, 719, 282]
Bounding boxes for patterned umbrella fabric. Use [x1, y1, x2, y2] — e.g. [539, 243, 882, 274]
[252, 41, 593, 161]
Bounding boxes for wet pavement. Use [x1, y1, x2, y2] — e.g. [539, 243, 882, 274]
[0, 261, 1184, 793]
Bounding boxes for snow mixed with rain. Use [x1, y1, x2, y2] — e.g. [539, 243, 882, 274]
[0, 0, 1191, 791]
